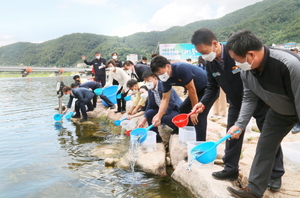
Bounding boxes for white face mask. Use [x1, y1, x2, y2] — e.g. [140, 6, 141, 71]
[95, 55, 101, 59]
[112, 56, 117, 59]
[158, 72, 170, 82]
[132, 90, 138, 94]
[202, 51, 216, 62]
[125, 70, 132, 75]
[145, 81, 154, 90]
[235, 55, 253, 71]
[108, 67, 114, 71]
[140, 92, 148, 99]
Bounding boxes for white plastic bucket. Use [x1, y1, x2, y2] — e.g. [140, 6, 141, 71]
[282, 142, 300, 167]
[187, 141, 214, 167]
[179, 126, 196, 148]
[125, 119, 137, 131]
[141, 131, 157, 152]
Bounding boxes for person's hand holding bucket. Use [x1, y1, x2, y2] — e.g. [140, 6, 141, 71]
[191, 102, 206, 114]
[152, 114, 162, 127]
[227, 125, 243, 140]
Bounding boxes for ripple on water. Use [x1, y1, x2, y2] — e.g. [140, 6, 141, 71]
[0, 77, 191, 198]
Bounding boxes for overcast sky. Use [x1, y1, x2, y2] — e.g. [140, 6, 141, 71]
[0, 0, 262, 47]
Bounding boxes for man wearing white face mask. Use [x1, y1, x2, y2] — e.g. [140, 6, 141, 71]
[82, 52, 107, 86]
[150, 56, 215, 141]
[191, 28, 276, 184]
[225, 30, 300, 198]
[105, 60, 130, 113]
[138, 70, 182, 142]
[123, 61, 150, 82]
[127, 79, 148, 115]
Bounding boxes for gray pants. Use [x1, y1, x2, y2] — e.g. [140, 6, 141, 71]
[248, 108, 299, 198]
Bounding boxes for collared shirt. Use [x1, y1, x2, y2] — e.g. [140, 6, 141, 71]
[162, 62, 207, 93]
[235, 46, 300, 129]
[216, 44, 225, 70]
[151, 83, 161, 107]
[84, 58, 107, 76]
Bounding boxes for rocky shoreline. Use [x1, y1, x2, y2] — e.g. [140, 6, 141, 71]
[69, 99, 300, 198]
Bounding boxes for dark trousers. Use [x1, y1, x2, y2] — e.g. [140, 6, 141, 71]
[145, 108, 180, 138]
[75, 99, 94, 119]
[179, 89, 218, 141]
[95, 75, 106, 87]
[248, 109, 298, 197]
[113, 79, 119, 85]
[116, 87, 128, 111]
[92, 94, 114, 108]
[224, 100, 285, 180]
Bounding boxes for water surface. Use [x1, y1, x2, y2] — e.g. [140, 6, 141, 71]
[0, 76, 190, 198]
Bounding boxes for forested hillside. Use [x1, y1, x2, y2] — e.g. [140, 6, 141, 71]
[0, 0, 299, 66]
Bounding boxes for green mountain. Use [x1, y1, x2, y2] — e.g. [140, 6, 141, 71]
[0, 0, 299, 67]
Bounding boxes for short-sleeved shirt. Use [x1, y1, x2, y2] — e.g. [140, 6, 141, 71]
[162, 62, 207, 93]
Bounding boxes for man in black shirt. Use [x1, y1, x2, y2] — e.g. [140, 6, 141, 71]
[123, 60, 150, 82]
[62, 86, 94, 122]
[137, 56, 148, 65]
[191, 28, 281, 186]
[111, 52, 123, 68]
[82, 52, 107, 86]
[70, 82, 115, 109]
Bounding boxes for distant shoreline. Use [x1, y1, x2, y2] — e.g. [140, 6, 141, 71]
[0, 72, 73, 78]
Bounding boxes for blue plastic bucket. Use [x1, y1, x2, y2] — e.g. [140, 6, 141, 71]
[54, 114, 63, 121]
[190, 142, 217, 164]
[124, 95, 131, 101]
[102, 85, 118, 106]
[130, 124, 154, 143]
[94, 88, 103, 96]
[130, 128, 148, 143]
[65, 112, 74, 120]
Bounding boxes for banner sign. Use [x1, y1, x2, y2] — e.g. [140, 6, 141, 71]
[159, 43, 201, 60]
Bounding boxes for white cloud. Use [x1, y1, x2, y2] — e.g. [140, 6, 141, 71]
[0, 35, 16, 47]
[69, 0, 108, 6]
[110, 0, 263, 37]
[148, 0, 215, 31]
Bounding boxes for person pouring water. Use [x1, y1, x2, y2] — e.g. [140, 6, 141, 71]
[105, 60, 130, 114]
[150, 55, 218, 141]
[137, 69, 182, 143]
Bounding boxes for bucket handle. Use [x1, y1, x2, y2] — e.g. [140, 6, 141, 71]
[146, 124, 155, 131]
[187, 109, 197, 117]
[119, 117, 127, 122]
[215, 130, 241, 146]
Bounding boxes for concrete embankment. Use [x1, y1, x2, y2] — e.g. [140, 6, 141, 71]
[69, 100, 300, 198]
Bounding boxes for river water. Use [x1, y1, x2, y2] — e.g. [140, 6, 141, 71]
[0, 76, 191, 198]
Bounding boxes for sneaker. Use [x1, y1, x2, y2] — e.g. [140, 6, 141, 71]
[212, 170, 239, 181]
[227, 187, 259, 198]
[121, 110, 126, 114]
[87, 108, 94, 112]
[291, 123, 300, 134]
[109, 104, 116, 109]
[114, 110, 121, 113]
[80, 118, 88, 122]
[268, 177, 281, 192]
[72, 114, 81, 118]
